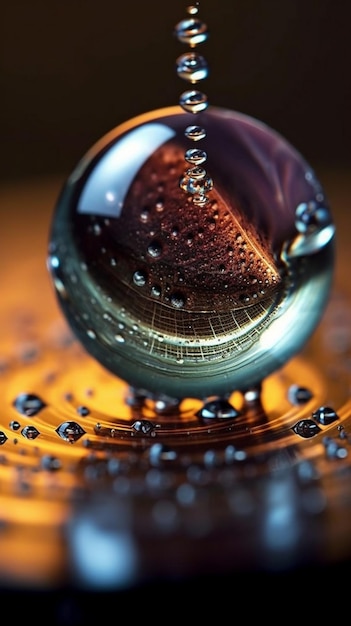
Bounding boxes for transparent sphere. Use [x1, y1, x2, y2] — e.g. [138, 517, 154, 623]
[47, 106, 335, 399]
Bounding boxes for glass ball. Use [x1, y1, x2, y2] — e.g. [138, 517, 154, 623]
[47, 106, 335, 399]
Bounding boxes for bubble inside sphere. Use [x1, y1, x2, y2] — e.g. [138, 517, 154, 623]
[47, 106, 335, 399]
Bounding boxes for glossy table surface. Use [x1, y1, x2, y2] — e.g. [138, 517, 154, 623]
[0, 168, 351, 593]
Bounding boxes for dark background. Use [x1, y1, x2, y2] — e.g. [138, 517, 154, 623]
[1, 0, 351, 183]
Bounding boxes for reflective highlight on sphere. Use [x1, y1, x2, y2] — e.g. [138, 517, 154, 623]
[47, 106, 335, 399]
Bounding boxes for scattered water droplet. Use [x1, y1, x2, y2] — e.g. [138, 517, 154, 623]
[295, 200, 331, 233]
[292, 419, 321, 438]
[170, 292, 186, 308]
[312, 406, 339, 425]
[13, 392, 46, 416]
[133, 270, 147, 286]
[149, 443, 177, 465]
[41, 455, 62, 471]
[0, 432, 8, 446]
[21, 425, 40, 440]
[323, 436, 348, 460]
[196, 398, 241, 420]
[77, 406, 90, 416]
[147, 241, 162, 258]
[56, 421, 86, 443]
[132, 420, 156, 435]
[10, 421, 21, 431]
[287, 384, 313, 405]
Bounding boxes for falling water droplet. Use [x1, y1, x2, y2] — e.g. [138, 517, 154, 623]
[184, 125, 206, 141]
[179, 89, 208, 113]
[176, 52, 209, 82]
[175, 4, 213, 206]
[174, 16, 208, 47]
[184, 148, 207, 164]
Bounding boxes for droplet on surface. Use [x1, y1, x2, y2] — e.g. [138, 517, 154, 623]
[0, 432, 8, 446]
[287, 384, 313, 405]
[41, 455, 62, 471]
[13, 392, 46, 416]
[292, 419, 321, 438]
[196, 398, 241, 420]
[21, 425, 40, 440]
[56, 421, 86, 443]
[312, 406, 339, 425]
[132, 420, 156, 435]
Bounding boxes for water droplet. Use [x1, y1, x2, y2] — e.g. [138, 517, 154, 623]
[312, 406, 339, 425]
[185, 148, 207, 165]
[149, 443, 177, 465]
[179, 89, 208, 114]
[176, 52, 208, 82]
[147, 241, 162, 258]
[77, 406, 90, 416]
[292, 419, 321, 438]
[323, 436, 348, 460]
[114, 334, 125, 343]
[174, 17, 208, 47]
[287, 384, 313, 405]
[21, 425, 40, 440]
[295, 200, 331, 233]
[56, 421, 86, 443]
[10, 421, 21, 431]
[179, 172, 213, 196]
[0, 432, 8, 445]
[41, 455, 62, 471]
[184, 125, 206, 141]
[132, 420, 156, 435]
[196, 398, 241, 420]
[170, 292, 186, 308]
[13, 392, 46, 416]
[187, 4, 199, 16]
[133, 270, 147, 286]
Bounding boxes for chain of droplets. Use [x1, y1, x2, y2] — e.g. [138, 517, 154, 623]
[175, 4, 213, 206]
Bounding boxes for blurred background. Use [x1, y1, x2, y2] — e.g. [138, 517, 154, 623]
[1, 0, 351, 185]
